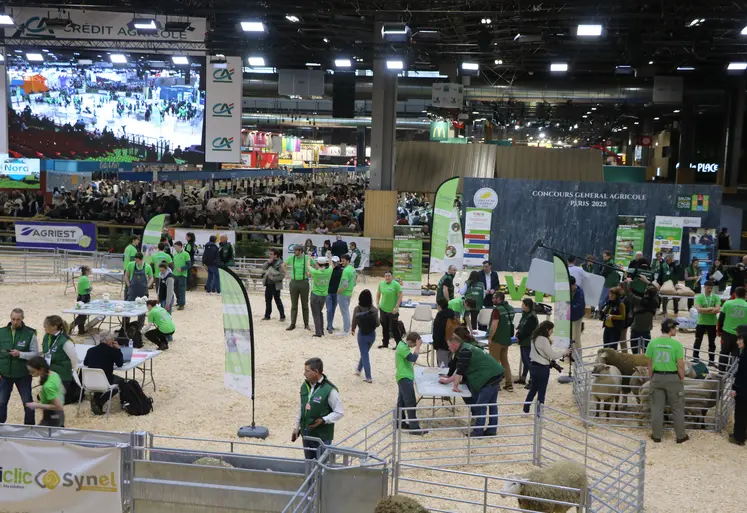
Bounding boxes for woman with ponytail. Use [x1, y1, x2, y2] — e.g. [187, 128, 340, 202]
[25, 356, 65, 427]
[41, 315, 80, 404]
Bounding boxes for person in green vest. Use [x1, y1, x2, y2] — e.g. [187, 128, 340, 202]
[25, 356, 65, 427]
[41, 315, 79, 405]
[349, 241, 362, 269]
[684, 257, 703, 310]
[718, 286, 747, 371]
[152, 242, 174, 292]
[337, 254, 357, 335]
[185, 232, 198, 291]
[123, 235, 140, 299]
[292, 357, 344, 459]
[307, 257, 333, 338]
[172, 241, 191, 311]
[219, 234, 235, 267]
[514, 298, 539, 387]
[0, 308, 39, 425]
[489, 292, 515, 392]
[143, 299, 176, 351]
[72, 265, 93, 335]
[462, 271, 485, 330]
[645, 318, 688, 444]
[693, 280, 721, 364]
[283, 245, 311, 332]
[660, 255, 680, 316]
[436, 265, 457, 304]
[395, 332, 426, 435]
[439, 335, 504, 437]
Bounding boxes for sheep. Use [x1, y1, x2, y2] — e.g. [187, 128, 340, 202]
[595, 349, 650, 406]
[374, 496, 429, 513]
[589, 364, 623, 418]
[500, 459, 588, 513]
[633, 381, 652, 426]
[192, 456, 234, 468]
[683, 373, 722, 428]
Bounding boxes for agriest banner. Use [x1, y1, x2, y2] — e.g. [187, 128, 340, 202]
[206, 57, 242, 163]
[15, 221, 96, 251]
[0, 438, 122, 513]
[283, 234, 370, 269]
[5, 8, 207, 42]
[169, 228, 236, 261]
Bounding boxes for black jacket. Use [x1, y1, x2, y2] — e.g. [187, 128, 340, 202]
[478, 271, 500, 295]
[84, 343, 123, 384]
[202, 242, 219, 266]
[432, 308, 455, 351]
[331, 240, 349, 258]
[734, 350, 747, 400]
[328, 266, 343, 294]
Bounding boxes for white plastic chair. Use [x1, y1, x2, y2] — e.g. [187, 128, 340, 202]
[77, 368, 119, 417]
[409, 304, 434, 333]
[476, 309, 493, 329]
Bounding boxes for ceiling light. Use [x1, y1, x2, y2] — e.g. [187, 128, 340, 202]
[591, 107, 597, 110]
[0, 15, 14, 25]
[77, 59, 93, 65]
[240, 21, 265, 32]
[494, 59, 503, 65]
[539, 132, 546, 139]
[687, 18, 705, 27]
[335, 59, 352, 68]
[0, 55, 4, 62]
[673, 109, 681, 113]
[677, 66, 695, 71]
[573, 124, 579, 129]
[550, 63, 568, 72]
[172, 56, 189, 65]
[305, 62, 321, 67]
[386, 60, 404, 70]
[654, 117, 660, 120]
[741, 26, 747, 35]
[285, 15, 300, 23]
[574, 139, 579, 144]
[582, 115, 588, 118]
[323, 38, 329, 43]
[634, 121, 639, 125]
[133, 19, 157, 30]
[110, 54, 127, 64]
[26, 53, 44, 62]
[577, 24, 602, 37]
[649, 60, 654, 65]
[42, 49, 49, 53]
[728, 62, 747, 70]
[616, 65, 631, 69]
[462, 62, 479, 71]
[247, 56, 265, 66]
[514, 33, 521, 41]
[481, 18, 492, 25]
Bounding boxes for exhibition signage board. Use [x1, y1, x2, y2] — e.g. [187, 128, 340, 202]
[553, 255, 572, 350]
[0, 438, 123, 513]
[206, 57, 243, 163]
[614, 216, 646, 268]
[393, 225, 424, 293]
[15, 221, 96, 252]
[652, 216, 701, 262]
[5, 8, 207, 42]
[0, 154, 41, 189]
[169, 228, 236, 260]
[430, 177, 463, 273]
[463, 208, 492, 268]
[220, 267, 255, 398]
[462, 177, 722, 271]
[687, 228, 717, 277]
[431, 83, 464, 109]
[429, 121, 450, 141]
[283, 234, 371, 269]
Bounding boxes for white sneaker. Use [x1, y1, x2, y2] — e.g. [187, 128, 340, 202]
[336, 332, 348, 337]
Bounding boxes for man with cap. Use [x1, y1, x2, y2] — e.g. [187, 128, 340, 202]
[645, 318, 689, 444]
[307, 256, 333, 337]
[283, 245, 311, 331]
[325, 256, 343, 334]
[693, 279, 721, 364]
[729, 325, 747, 445]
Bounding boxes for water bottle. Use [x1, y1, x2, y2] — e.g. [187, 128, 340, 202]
[129, 339, 134, 348]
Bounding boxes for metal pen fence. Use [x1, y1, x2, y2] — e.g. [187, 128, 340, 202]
[0, 246, 125, 284]
[572, 341, 738, 432]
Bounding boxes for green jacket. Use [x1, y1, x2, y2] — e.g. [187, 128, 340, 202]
[0, 324, 36, 379]
[299, 377, 336, 441]
[436, 273, 454, 303]
[516, 311, 538, 347]
[491, 303, 515, 346]
[42, 332, 73, 382]
[460, 343, 504, 393]
[464, 282, 485, 311]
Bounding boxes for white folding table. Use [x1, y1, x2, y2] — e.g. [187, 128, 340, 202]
[420, 330, 488, 366]
[63, 300, 147, 342]
[414, 366, 472, 407]
[76, 344, 162, 391]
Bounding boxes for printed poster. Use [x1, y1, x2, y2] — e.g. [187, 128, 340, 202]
[220, 268, 254, 398]
[463, 208, 492, 268]
[0, 438, 123, 513]
[429, 177, 463, 273]
[652, 216, 702, 263]
[687, 227, 717, 277]
[614, 215, 646, 268]
[393, 225, 423, 294]
[553, 255, 572, 350]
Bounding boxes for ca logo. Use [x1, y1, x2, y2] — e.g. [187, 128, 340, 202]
[212, 137, 234, 151]
[212, 68, 235, 83]
[212, 103, 235, 117]
[25, 16, 48, 34]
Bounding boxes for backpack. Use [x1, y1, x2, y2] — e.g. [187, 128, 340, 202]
[118, 324, 143, 349]
[356, 309, 377, 335]
[119, 379, 153, 416]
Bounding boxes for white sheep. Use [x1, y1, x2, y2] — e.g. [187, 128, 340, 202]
[589, 364, 622, 418]
[500, 459, 588, 513]
[630, 366, 650, 404]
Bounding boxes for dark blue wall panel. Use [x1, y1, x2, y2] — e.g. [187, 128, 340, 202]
[463, 178, 723, 271]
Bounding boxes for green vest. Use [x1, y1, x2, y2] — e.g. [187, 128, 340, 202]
[461, 343, 504, 393]
[464, 282, 485, 311]
[437, 273, 454, 302]
[42, 333, 73, 382]
[0, 324, 36, 379]
[492, 303, 514, 346]
[299, 377, 336, 441]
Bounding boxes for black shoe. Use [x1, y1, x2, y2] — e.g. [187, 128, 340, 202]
[279, 317, 286, 321]
[650, 435, 661, 443]
[312, 334, 322, 338]
[158, 343, 169, 351]
[514, 379, 526, 385]
[729, 435, 746, 446]
[90, 399, 103, 416]
[378, 344, 389, 349]
[676, 435, 690, 444]
[286, 325, 296, 331]
[177, 305, 184, 311]
[304, 325, 311, 331]
[524, 383, 531, 390]
[261, 317, 271, 321]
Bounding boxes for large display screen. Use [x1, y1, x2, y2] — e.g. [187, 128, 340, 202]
[7, 61, 205, 164]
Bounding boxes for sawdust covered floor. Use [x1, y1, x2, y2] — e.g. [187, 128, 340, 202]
[0, 279, 743, 512]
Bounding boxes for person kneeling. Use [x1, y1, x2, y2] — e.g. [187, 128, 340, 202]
[143, 300, 175, 351]
[84, 331, 124, 415]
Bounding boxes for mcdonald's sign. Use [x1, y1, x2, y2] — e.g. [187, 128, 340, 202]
[430, 121, 450, 141]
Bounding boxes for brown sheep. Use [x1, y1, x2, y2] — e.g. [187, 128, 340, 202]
[595, 348, 650, 406]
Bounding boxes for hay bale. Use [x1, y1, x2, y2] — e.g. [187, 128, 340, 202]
[374, 495, 429, 513]
[193, 456, 234, 468]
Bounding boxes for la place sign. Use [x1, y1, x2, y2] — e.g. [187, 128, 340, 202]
[689, 162, 719, 173]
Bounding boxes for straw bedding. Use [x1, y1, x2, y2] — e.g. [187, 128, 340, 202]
[0, 276, 742, 513]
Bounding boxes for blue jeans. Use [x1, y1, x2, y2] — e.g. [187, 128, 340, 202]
[525, 363, 551, 413]
[303, 437, 332, 460]
[337, 294, 352, 333]
[630, 330, 651, 354]
[326, 294, 338, 331]
[206, 265, 220, 293]
[175, 276, 187, 306]
[0, 375, 34, 425]
[356, 331, 376, 380]
[519, 345, 531, 380]
[161, 297, 174, 314]
[471, 382, 500, 436]
[599, 287, 609, 311]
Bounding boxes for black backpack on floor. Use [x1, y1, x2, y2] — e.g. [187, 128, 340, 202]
[119, 380, 153, 416]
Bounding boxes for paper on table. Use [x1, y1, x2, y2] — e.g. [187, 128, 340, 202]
[711, 270, 723, 282]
